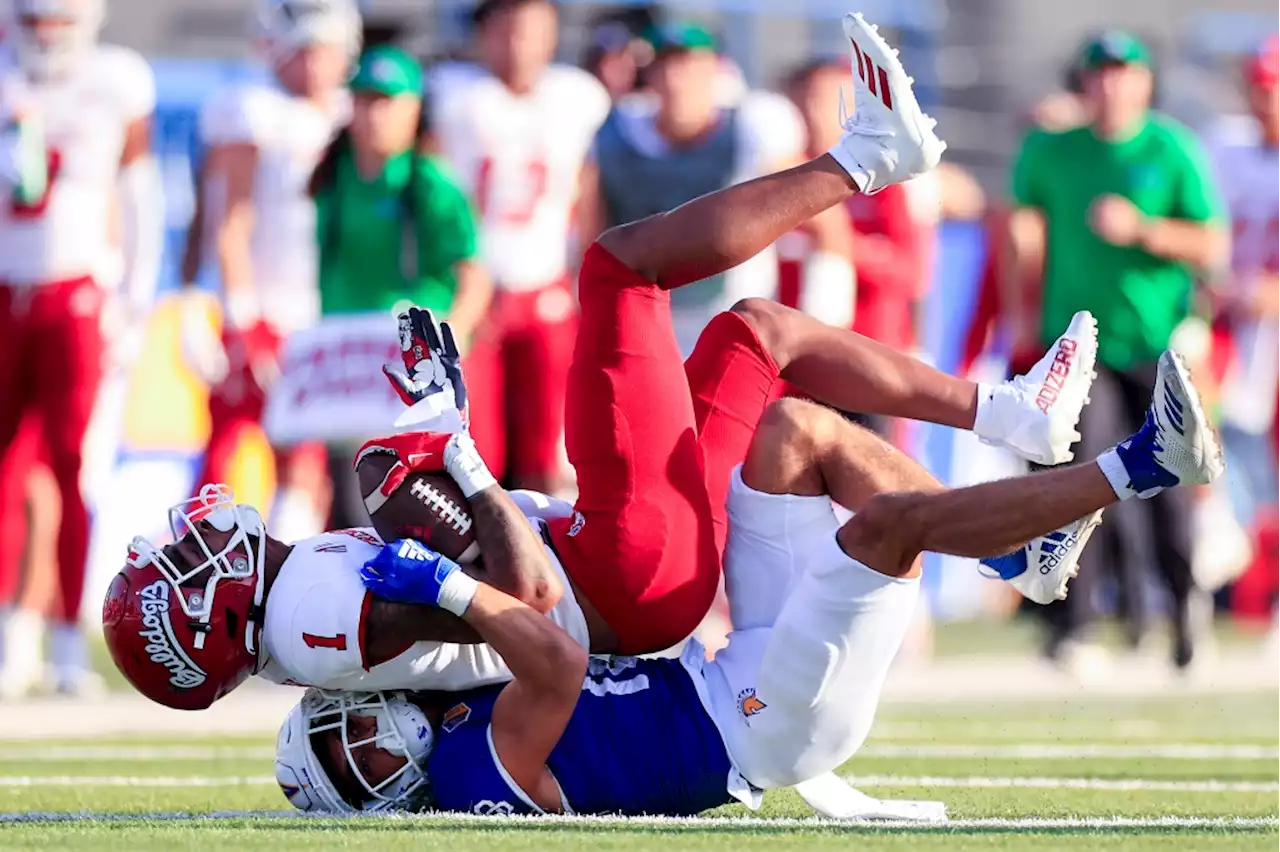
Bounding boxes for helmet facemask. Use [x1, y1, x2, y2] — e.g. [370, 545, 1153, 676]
[280, 689, 434, 813]
[126, 484, 269, 657]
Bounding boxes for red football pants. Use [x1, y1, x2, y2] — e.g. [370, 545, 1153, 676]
[0, 278, 103, 624]
[465, 280, 577, 485]
[547, 245, 780, 654]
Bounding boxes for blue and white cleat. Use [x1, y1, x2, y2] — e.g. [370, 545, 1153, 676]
[976, 310, 1099, 465]
[827, 13, 946, 194]
[1105, 350, 1226, 498]
[981, 510, 1104, 604]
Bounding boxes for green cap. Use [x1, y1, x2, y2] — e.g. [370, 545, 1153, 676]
[643, 22, 717, 55]
[1079, 30, 1151, 70]
[350, 45, 423, 97]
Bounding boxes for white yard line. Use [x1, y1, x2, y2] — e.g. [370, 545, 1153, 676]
[0, 743, 1272, 763]
[0, 774, 1272, 794]
[846, 775, 1279, 793]
[0, 811, 1272, 830]
[857, 744, 1280, 760]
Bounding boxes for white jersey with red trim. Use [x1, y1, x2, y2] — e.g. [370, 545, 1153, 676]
[1211, 133, 1279, 432]
[0, 44, 153, 286]
[430, 62, 609, 291]
[258, 503, 589, 692]
[199, 81, 347, 332]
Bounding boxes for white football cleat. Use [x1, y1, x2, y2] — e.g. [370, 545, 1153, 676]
[981, 510, 1104, 605]
[1100, 349, 1226, 497]
[975, 310, 1099, 465]
[827, 13, 946, 193]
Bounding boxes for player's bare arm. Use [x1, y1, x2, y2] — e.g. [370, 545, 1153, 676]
[207, 141, 259, 324]
[468, 485, 563, 613]
[470, 583, 585, 811]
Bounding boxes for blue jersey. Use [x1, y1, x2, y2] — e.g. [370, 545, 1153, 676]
[429, 654, 733, 816]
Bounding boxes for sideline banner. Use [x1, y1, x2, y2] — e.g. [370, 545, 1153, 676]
[264, 314, 404, 446]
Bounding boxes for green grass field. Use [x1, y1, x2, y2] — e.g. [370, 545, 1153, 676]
[0, 691, 1274, 851]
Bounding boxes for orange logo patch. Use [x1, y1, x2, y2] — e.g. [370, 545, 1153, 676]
[442, 702, 472, 733]
[737, 688, 766, 718]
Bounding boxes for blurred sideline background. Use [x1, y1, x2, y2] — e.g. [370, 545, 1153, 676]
[2, 0, 1277, 702]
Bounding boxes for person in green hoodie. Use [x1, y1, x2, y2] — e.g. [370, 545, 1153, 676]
[312, 45, 490, 342]
[1004, 30, 1228, 671]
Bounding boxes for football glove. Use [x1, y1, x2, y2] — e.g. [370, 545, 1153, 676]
[384, 307, 469, 433]
[360, 538, 478, 617]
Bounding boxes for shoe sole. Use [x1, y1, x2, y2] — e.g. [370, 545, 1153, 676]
[1158, 350, 1226, 483]
[843, 13, 946, 170]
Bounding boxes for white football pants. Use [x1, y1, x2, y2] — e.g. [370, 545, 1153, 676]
[700, 466, 920, 789]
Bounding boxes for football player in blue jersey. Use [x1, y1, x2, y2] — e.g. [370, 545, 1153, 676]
[274, 345, 1222, 817]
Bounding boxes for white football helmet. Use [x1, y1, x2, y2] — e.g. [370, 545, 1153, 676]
[7, 0, 104, 79]
[276, 689, 434, 813]
[253, 0, 361, 65]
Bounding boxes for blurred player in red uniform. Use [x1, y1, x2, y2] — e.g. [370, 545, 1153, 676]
[1209, 36, 1279, 621]
[185, 0, 360, 541]
[0, 0, 162, 695]
[779, 59, 938, 440]
[429, 0, 610, 493]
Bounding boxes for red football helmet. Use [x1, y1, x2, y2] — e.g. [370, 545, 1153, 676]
[102, 484, 269, 710]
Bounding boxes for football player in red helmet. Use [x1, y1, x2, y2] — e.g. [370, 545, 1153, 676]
[101, 485, 291, 710]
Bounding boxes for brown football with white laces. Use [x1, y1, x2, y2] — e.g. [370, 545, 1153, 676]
[355, 451, 479, 564]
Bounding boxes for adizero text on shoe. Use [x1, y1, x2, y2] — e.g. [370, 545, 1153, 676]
[975, 311, 1099, 465]
[827, 13, 946, 193]
[1110, 350, 1225, 498]
[981, 510, 1104, 605]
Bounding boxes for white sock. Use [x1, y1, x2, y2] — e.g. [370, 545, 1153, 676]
[1096, 449, 1137, 500]
[826, 140, 872, 193]
[971, 381, 1001, 440]
[49, 623, 86, 673]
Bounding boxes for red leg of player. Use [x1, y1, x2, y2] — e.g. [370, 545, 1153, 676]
[32, 277, 103, 628]
[506, 281, 577, 493]
[0, 289, 33, 607]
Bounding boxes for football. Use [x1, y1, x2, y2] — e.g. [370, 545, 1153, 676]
[355, 452, 480, 564]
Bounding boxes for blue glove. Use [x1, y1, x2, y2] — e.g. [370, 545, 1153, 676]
[360, 539, 477, 616]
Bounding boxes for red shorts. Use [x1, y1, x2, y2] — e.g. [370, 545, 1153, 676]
[547, 245, 779, 654]
[465, 279, 577, 484]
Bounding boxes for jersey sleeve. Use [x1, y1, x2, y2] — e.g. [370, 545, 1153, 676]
[199, 84, 273, 148]
[1169, 127, 1226, 224]
[414, 156, 481, 269]
[105, 47, 156, 121]
[261, 541, 377, 686]
[1010, 128, 1050, 208]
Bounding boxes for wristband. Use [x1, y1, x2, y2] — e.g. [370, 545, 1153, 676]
[445, 433, 498, 498]
[436, 568, 479, 617]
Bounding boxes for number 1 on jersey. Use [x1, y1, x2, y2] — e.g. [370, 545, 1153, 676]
[475, 157, 547, 225]
[302, 632, 347, 651]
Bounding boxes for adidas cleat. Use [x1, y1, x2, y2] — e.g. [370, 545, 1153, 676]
[1106, 350, 1225, 498]
[981, 510, 1104, 604]
[975, 311, 1099, 465]
[827, 12, 946, 194]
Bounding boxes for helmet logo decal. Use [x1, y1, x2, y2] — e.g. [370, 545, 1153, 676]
[138, 580, 207, 690]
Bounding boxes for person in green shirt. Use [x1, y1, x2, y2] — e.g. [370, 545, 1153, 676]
[1004, 30, 1229, 672]
[311, 45, 491, 342]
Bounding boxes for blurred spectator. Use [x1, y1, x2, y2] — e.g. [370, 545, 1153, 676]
[582, 20, 643, 101]
[429, 0, 609, 493]
[1206, 36, 1279, 527]
[581, 21, 804, 355]
[183, 0, 361, 544]
[0, 0, 162, 696]
[1005, 30, 1229, 669]
[778, 58, 937, 440]
[312, 46, 487, 326]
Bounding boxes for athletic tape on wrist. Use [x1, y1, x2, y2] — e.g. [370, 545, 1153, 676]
[437, 569, 479, 617]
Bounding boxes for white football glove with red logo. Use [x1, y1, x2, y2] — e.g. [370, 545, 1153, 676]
[384, 307, 469, 434]
[356, 429, 496, 501]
